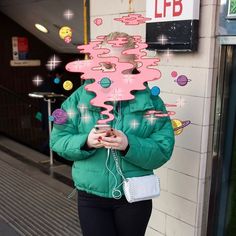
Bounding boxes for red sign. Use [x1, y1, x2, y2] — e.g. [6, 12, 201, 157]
[155, 0, 183, 18]
[12, 37, 29, 60]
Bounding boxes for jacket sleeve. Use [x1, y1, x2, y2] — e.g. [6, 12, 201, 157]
[50, 90, 96, 161]
[123, 97, 175, 170]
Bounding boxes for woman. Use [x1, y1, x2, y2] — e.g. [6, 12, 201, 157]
[50, 32, 175, 236]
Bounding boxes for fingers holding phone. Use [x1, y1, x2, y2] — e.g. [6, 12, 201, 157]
[86, 124, 112, 149]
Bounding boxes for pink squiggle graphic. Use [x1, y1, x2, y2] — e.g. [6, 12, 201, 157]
[165, 103, 178, 107]
[114, 14, 151, 25]
[66, 35, 161, 124]
[145, 110, 176, 118]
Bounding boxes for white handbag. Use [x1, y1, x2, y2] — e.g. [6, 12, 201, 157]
[123, 175, 160, 203]
[110, 149, 161, 203]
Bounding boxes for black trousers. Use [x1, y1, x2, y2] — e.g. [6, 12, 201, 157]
[77, 190, 152, 236]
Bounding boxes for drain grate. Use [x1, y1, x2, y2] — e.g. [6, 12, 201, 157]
[0, 159, 82, 236]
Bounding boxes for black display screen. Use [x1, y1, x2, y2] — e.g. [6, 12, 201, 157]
[146, 20, 199, 52]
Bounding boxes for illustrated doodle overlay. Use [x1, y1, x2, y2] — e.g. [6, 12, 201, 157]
[66, 35, 161, 124]
[114, 14, 151, 25]
[49, 109, 68, 125]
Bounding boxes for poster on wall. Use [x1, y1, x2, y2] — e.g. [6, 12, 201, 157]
[12, 37, 29, 60]
[228, 0, 236, 18]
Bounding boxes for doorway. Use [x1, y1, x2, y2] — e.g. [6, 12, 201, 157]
[207, 45, 236, 236]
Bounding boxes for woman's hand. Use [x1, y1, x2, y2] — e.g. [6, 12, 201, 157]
[86, 128, 107, 149]
[100, 129, 128, 151]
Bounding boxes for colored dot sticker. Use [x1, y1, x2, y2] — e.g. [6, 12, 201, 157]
[171, 71, 178, 78]
[63, 80, 73, 90]
[48, 115, 54, 121]
[151, 86, 160, 96]
[99, 77, 112, 88]
[54, 77, 60, 84]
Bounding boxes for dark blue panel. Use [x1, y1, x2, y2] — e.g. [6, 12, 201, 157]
[219, 1, 236, 36]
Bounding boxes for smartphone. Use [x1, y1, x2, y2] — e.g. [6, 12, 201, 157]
[94, 124, 111, 131]
[94, 124, 112, 136]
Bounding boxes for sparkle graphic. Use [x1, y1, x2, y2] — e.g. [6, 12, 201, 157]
[78, 104, 88, 113]
[81, 114, 91, 123]
[67, 109, 76, 119]
[146, 114, 157, 125]
[157, 35, 168, 45]
[176, 97, 186, 108]
[63, 9, 74, 20]
[46, 55, 61, 71]
[164, 49, 173, 62]
[114, 14, 151, 25]
[32, 75, 43, 86]
[130, 120, 139, 129]
[108, 88, 124, 101]
[123, 75, 134, 84]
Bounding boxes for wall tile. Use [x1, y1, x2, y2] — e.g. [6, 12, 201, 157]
[90, 0, 146, 16]
[174, 124, 202, 152]
[199, 5, 217, 38]
[200, 125, 214, 153]
[167, 169, 198, 202]
[153, 191, 197, 225]
[146, 227, 165, 236]
[166, 216, 195, 236]
[195, 37, 216, 68]
[149, 209, 166, 234]
[194, 227, 203, 236]
[204, 68, 217, 98]
[201, 0, 218, 6]
[155, 167, 168, 191]
[120, 0, 146, 13]
[199, 153, 208, 180]
[202, 97, 214, 126]
[90, 14, 122, 40]
[165, 147, 200, 178]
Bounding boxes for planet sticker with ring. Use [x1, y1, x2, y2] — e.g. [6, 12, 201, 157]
[98, 77, 113, 88]
[171, 119, 191, 135]
[171, 71, 191, 87]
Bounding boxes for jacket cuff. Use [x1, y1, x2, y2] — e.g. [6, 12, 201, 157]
[120, 144, 130, 156]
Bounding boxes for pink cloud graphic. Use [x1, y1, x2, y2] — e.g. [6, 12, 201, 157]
[114, 14, 151, 25]
[66, 35, 161, 124]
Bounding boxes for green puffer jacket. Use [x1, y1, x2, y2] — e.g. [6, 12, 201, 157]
[50, 81, 175, 198]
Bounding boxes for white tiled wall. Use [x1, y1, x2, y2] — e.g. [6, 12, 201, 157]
[89, 1, 219, 235]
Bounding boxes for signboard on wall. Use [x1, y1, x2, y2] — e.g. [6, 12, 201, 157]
[146, 0, 200, 51]
[12, 37, 29, 60]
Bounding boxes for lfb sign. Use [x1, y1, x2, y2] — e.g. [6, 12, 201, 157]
[146, 0, 200, 23]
